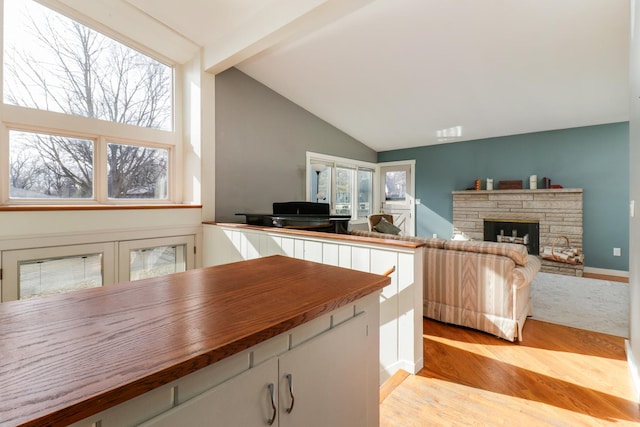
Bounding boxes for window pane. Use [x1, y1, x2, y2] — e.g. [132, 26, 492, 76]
[358, 169, 373, 218]
[314, 166, 332, 204]
[107, 142, 168, 199]
[3, 0, 173, 130]
[385, 171, 407, 201]
[335, 167, 354, 215]
[129, 245, 186, 281]
[10, 130, 94, 199]
[19, 254, 102, 299]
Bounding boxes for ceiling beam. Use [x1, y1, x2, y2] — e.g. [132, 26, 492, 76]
[203, 0, 375, 74]
[51, 0, 200, 64]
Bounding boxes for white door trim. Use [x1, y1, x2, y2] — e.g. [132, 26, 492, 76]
[377, 160, 416, 236]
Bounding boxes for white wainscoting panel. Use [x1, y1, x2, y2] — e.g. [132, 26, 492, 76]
[203, 224, 424, 384]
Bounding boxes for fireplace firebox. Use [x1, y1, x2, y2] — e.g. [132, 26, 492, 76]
[484, 219, 539, 255]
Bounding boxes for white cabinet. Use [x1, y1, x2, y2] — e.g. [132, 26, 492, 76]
[140, 358, 278, 427]
[279, 313, 369, 427]
[140, 310, 373, 426]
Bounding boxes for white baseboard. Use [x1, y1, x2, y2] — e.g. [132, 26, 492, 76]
[626, 340, 640, 401]
[583, 266, 629, 278]
[380, 358, 424, 385]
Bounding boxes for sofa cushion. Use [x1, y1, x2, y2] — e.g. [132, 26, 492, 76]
[443, 240, 529, 266]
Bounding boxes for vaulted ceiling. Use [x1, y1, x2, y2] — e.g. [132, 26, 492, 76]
[59, 0, 629, 152]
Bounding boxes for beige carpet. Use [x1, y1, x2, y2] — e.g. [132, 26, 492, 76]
[530, 272, 629, 338]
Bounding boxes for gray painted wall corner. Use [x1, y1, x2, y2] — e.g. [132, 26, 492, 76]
[214, 68, 376, 222]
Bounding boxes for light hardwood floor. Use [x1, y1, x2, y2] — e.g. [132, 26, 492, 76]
[380, 318, 640, 426]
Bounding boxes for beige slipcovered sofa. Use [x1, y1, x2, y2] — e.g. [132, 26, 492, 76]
[349, 229, 541, 341]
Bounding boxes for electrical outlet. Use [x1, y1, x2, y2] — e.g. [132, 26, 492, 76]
[613, 247, 621, 256]
[432, 233, 438, 238]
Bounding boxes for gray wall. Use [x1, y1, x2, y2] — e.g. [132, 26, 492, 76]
[378, 123, 629, 272]
[215, 68, 376, 222]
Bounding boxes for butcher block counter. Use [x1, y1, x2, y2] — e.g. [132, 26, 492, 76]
[0, 255, 389, 427]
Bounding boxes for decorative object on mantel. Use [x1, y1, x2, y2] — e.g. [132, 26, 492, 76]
[474, 179, 481, 190]
[486, 178, 493, 190]
[541, 236, 584, 265]
[498, 180, 523, 190]
[543, 177, 551, 189]
[529, 175, 537, 190]
[550, 184, 564, 189]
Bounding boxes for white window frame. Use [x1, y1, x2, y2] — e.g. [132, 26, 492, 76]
[306, 152, 378, 223]
[0, 0, 183, 205]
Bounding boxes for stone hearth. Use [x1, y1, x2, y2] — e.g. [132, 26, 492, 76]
[452, 188, 583, 276]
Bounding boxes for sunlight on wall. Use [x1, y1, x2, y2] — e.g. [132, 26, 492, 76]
[416, 203, 454, 239]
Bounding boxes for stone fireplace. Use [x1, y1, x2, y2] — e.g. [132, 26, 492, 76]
[484, 219, 540, 255]
[452, 188, 583, 276]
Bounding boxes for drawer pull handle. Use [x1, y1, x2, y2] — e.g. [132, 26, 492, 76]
[285, 374, 295, 413]
[267, 383, 277, 425]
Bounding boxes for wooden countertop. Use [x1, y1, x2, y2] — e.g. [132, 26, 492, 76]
[0, 256, 389, 427]
[206, 222, 426, 249]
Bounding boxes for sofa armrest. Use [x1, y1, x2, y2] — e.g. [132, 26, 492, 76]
[513, 255, 541, 290]
[443, 240, 530, 266]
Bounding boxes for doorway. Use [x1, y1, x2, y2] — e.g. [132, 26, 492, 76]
[379, 161, 416, 236]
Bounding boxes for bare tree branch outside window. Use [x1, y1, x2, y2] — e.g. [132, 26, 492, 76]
[4, 0, 172, 200]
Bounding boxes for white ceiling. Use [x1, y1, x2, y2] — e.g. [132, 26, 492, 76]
[60, 0, 630, 152]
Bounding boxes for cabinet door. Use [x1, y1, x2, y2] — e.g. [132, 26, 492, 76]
[279, 313, 369, 427]
[139, 358, 278, 427]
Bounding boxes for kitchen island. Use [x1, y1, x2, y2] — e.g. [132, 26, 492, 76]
[0, 255, 388, 427]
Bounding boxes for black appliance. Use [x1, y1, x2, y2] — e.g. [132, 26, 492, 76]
[237, 202, 350, 234]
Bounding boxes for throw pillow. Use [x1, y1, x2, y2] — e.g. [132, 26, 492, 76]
[374, 217, 401, 235]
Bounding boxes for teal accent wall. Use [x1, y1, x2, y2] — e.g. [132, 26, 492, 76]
[378, 123, 630, 271]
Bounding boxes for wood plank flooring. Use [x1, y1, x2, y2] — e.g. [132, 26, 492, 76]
[380, 318, 640, 426]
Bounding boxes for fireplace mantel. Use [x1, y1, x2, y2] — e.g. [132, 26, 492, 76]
[452, 188, 583, 276]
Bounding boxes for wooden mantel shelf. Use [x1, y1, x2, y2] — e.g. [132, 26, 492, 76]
[0, 256, 389, 427]
[452, 188, 583, 194]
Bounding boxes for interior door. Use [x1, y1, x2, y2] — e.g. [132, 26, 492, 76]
[379, 162, 415, 236]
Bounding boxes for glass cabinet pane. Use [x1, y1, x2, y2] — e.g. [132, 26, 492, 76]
[129, 244, 186, 281]
[19, 254, 103, 299]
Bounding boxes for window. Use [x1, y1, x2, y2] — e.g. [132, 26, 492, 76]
[357, 169, 373, 217]
[10, 130, 94, 199]
[107, 142, 168, 199]
[3, 0, 172, 130]
[335, 167, 354, 215]
[307, 152, 376, 221]
[384, 170, 407, 202]
[2, 0, 177, 204]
